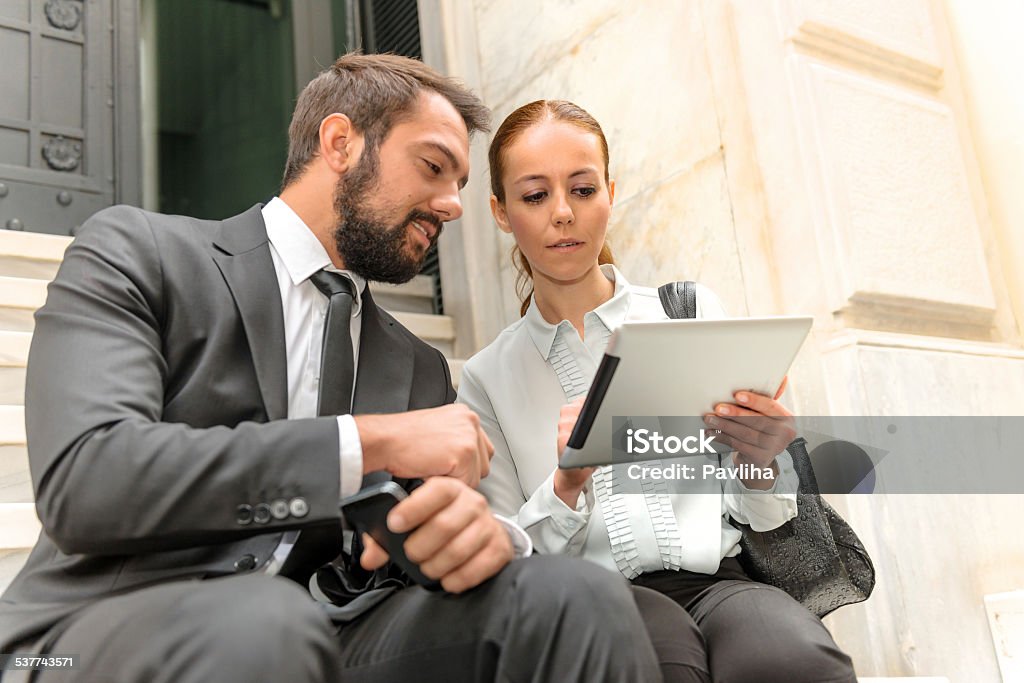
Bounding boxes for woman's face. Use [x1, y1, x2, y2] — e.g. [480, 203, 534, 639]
[491, 120, 614, 287]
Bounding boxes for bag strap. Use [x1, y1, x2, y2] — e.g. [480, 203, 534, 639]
[658, 281, 697, 320]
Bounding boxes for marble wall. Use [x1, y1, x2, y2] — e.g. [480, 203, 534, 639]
[430, 0, 1024, 679]
[469, 0, 750, 317]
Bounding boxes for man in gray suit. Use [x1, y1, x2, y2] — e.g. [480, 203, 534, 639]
[0, 54, 662, 681]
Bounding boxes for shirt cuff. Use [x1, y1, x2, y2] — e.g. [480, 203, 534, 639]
[728, 452, 799, 532]
[517, 469, 592, 538]
[337, 414, 363, 500]
[494, 514, 533, 558]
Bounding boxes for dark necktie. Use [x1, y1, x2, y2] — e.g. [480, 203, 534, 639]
[310, 271, 389, 492]
[308, 270, 357, 416]
[279, 269, 356, 585]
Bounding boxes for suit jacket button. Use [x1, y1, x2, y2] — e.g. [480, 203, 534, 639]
[270, 499, 290, 520]
[289, 497, 309, 518]
[236, 504, 253, 526]
[233, 554, 257, 572]
[253, 503, 272, 524]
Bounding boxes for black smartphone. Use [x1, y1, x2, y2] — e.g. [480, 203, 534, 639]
[339, 481, 444, 591]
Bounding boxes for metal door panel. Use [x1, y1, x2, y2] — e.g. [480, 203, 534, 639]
[0, 0, 29, 22]
[0, 128, 29, 166]
[0, 177, 110, 234]
[0, 0, 132, 236]
[0, 25, 30, 120]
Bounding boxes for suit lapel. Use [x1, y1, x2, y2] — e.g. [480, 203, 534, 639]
[211, 205, 289, 422]
[353, 289, 414, 416]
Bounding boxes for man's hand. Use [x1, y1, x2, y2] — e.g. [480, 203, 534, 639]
[355, 404, 493, 488]
[553, 397, 595, 508]
[703, 378, 796, 490]
[359, 477, 514, 593]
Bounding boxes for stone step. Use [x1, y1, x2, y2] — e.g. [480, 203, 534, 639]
[0, 406, 25, 446]
[392, 311, 455, 357]
[0, 230, 71, 280]
[447, 358, 464, 389]
[0, 444, 28, 481]
[370, 275, 435, 315]
[0, 465, 30, 504]
[0, 368, 24, 406]
[0, 503, 41, 550]
[0, 330, 30, 367]
[0, 548, 32, 593]
[0, 332, 33, 406]
[0, 439, 31, 505]
[0, 275, 47, 333]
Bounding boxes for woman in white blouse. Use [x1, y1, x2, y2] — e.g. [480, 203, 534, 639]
[459, 100, 856, 683]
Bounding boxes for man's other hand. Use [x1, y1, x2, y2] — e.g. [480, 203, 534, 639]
[356, 405, 494, 488]
[359, 477, 514, 593]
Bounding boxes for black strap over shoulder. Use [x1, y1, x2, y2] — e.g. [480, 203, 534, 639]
[657, 281, 697, 320]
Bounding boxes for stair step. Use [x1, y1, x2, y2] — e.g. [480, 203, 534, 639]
[0, 503, 41, 550]
[0, 276, 48, 332]
[391, 312, 454, 341]
[392, 311, 455, 357]
[0, 467, 31, 504]
[0, 367, 25, 405]
[0, 548, 32, 593]
[0, 331, 30, 405]
[0, 444, 31, 506]
[0, 406, 25, 445]
[0, 331, 31, 367]
[448, 358, 464, 389]
[0, 444, 28, 477]
[370, 275, 435, 315]
[0, 231, 71, 280]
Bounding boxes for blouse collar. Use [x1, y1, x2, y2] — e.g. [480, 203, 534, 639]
[523, 263, 633, 360]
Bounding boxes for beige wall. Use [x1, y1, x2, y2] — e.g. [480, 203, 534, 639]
[430, 0, 1024, 680]
[942, 0, 1024, 341]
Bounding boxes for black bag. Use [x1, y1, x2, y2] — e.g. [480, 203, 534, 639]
[658, 281, 875, 617]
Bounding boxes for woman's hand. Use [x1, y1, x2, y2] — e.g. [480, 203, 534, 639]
[553, 397, 596, 508]
[703, 377, 796, 490]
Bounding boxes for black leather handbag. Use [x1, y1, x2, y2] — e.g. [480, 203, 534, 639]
[658, 281, 875, 617]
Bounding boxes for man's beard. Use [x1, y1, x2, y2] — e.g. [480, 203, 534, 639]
[332, 151, 443, 284]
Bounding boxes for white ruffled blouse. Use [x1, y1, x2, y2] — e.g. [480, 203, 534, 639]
[460, 265, 798, 577]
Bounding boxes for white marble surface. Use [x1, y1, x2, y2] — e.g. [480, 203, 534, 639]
[782, 0, 941, 67]
[483, 1, 721, 211]
[445, 2, 1022, 675]
[803, 62, 995, 317]
[608, 150, 749, 314]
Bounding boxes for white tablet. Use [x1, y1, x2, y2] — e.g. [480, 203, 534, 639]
[559, 316, 813, 469]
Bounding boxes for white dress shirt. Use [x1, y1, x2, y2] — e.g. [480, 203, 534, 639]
[261, 198, 531, 571]
[263, 197, 365, 500]
[460, 265, 798, 577]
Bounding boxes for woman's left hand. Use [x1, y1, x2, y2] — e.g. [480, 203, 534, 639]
[703, 378, 796, 471]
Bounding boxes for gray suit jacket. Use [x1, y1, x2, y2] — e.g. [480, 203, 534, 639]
[0, 204, 456, 651]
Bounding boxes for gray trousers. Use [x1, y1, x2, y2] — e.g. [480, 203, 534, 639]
[632, 557, 858, 683]
[15, 556, 662, 683]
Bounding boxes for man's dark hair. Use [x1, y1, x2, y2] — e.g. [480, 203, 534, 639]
[281, 52, 490, 188]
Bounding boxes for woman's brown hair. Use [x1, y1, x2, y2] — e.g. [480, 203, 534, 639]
[488, 100, 615, 317]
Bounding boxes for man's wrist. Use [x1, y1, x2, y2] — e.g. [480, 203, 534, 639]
[353, 414, 393, 475]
